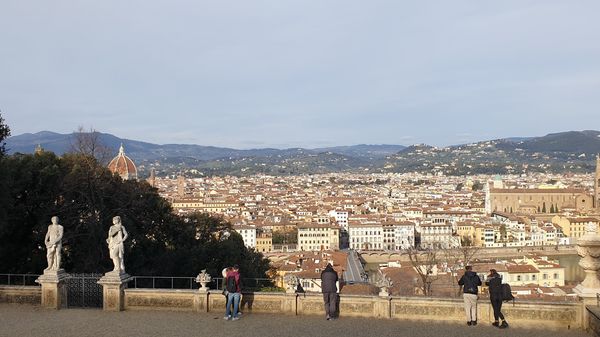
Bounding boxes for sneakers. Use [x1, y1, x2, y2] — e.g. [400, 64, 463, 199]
[492, 321, 499, 327]
[499, 321, 509, 329]
[326, 315, 331, 320]
[232, 316, 240, 321]
[223, 316, 230, 321]
[467, 321, 472, 326]
[471, 320, 477, 326]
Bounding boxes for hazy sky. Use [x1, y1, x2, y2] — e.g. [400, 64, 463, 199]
[1, 1, 599, 149]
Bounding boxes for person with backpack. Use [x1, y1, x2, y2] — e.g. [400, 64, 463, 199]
[224, 265, 242, 321]
[458, 265, 482, 326]
[485, 269, 509, 329]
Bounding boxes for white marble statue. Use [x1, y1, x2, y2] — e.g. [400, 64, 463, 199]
[44, 216, 63, 271]
[107, 216, 128, 273]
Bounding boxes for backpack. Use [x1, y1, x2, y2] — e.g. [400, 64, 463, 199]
[226, 275, 237, 293]
[501, 283, 514, 302]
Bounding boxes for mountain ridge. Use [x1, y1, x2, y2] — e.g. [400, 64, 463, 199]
[6, 130, 600, 176]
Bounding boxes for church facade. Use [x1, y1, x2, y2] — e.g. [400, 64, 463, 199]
[489, 155, 600, 214]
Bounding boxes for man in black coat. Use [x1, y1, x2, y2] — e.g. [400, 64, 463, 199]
[320, 263, 339, 320]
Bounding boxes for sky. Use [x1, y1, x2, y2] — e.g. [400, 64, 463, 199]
[1, 0, 600, 149]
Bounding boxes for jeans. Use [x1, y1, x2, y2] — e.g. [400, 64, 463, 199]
[490, 297, 505, 321]
[226, 292, 241, 318]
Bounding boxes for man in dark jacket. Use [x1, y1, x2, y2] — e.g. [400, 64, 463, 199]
[458, 265, 482, 326]
[320, 263, 338, 320]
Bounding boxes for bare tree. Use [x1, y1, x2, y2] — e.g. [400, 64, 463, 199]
[69, 126, 112, 164]
[406, 248, 439, 296]
[443, 246, 481, 297]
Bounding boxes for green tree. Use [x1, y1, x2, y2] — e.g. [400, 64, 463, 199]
[0, 151, 271, 279]
[0, 112, 10, 157]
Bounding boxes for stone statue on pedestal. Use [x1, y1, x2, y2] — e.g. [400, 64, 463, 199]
[45, 216, 63, 271]
[107, 216, 128, 273]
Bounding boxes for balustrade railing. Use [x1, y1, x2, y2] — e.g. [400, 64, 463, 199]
[0, 274, 40, 286]
[127, 276, 276, 291]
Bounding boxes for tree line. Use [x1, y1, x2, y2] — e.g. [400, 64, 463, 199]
[0, 115, 270, 279]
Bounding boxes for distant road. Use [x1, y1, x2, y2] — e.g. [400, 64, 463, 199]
[344, 250, 367, 283]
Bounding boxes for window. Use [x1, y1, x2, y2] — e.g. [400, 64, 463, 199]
[554, 273, 559, 279]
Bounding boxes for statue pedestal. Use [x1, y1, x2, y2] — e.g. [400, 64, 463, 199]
[98, 272, 131, 311]
[36, 269, 68, 309]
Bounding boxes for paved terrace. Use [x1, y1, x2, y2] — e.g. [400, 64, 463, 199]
[0, 304, 588, 337]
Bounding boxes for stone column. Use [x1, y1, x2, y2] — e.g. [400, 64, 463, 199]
[574, 222, 600, 328]
[97, 272, 131, 311]
[36, 269, 68, 309]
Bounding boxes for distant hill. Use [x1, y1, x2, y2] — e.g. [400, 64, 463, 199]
[5, 131, 405, 162]
[513, 130, 600, 154]
[6, 130, 599, 176]
[384, 130, 600, 176]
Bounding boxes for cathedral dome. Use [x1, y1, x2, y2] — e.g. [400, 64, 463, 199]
[107, 144, 138, 180]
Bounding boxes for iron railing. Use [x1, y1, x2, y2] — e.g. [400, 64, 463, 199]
[0, 274, 40, 286]
[66, 273, 103, 308]
[127, 276, 275, 291]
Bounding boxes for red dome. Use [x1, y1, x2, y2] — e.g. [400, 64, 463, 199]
[107, 144, 138, 180]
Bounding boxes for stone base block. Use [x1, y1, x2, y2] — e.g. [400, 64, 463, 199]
[35, 269, 68, 309]
[98, 272, 131, 311]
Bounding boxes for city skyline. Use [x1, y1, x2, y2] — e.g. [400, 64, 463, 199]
[2, 1, 600, 149]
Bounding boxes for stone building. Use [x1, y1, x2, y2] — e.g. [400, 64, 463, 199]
[490, 187, 593, 214]
[489, 156, 600, 214]
[107, 144, 137, 180]
[297, 223, 340, 251]
[551, 216, 600, 239]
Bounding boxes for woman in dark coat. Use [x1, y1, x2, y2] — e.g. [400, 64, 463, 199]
[485, 269, 508, 329]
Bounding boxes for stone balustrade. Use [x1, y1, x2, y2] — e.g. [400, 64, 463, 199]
[0, 285, 41, 305]
[123, 288, 582, 330]
[0, 285, 588, 330]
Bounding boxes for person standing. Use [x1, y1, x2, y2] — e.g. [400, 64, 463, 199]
[224, 265, 242, 321]
[458, 265, 482, 326]
[44, 216, 64, 271]
[486, 269, 509, 329]
[320, 263, 338, 320]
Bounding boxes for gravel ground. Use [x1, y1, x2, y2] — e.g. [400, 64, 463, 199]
[0, 304, 589, 337]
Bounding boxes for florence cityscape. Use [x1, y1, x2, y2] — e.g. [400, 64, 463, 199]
[1, 1, 600, 336]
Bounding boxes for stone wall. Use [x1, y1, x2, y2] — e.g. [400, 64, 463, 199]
[125, 289, 206, 312]
[588, 306, 600, 336]
[0, 286, 41, 305]
[122, 290, 582, 329]
[0, 285, 583, 330]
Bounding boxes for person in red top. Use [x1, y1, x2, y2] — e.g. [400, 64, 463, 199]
[224, 265, 242, 321]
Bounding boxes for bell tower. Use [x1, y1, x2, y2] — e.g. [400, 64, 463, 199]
[596, 154, 600, 209]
